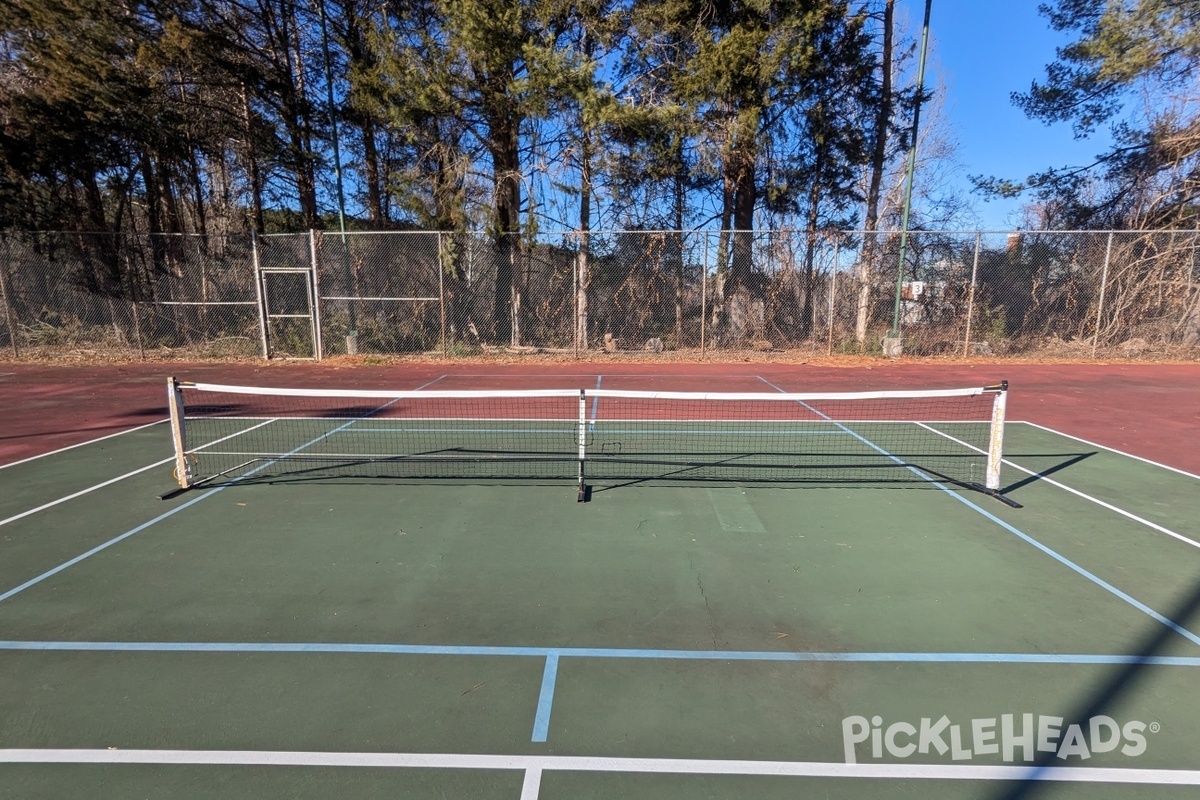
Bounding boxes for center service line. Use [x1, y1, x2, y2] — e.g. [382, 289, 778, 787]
[531, 654, 559, 742]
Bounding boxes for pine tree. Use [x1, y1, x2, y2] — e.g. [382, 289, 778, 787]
[982, 0, 1200, 228]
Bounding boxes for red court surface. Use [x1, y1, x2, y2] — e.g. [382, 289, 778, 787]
[1, 362, 1197, 473]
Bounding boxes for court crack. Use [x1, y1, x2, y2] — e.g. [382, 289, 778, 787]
[689, 554, 721, 647]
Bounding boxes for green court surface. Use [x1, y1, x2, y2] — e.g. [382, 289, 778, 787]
[2, 378, 1199, 799]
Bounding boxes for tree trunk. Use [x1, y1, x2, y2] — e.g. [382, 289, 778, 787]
[361, 120, 384, 225]
[801, 173, 822, 339]
[284, 1, 319, 229]
[723, 139, 758, 346]
[241, 86, 265, 233]
[856, 0, 894, 346]
[490, 110, 521, 345]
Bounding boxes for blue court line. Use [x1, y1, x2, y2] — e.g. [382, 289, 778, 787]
[0, 423, 359, 604]
[756, 376, 1200, 650]
[939, 490, 1200, 648]
[7, 640, 1197, 747]
[0, 487, 229, 604]
[0, 378, 447, 605]
[532, 654, 559, 742]
[1, 640, 1198, 665]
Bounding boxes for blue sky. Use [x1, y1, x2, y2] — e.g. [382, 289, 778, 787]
[926, 1, 1111, 230]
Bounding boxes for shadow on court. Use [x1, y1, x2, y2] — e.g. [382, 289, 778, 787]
[992, 575, 1200, 800]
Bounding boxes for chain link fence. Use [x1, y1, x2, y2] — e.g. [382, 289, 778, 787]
[2, 229, 1197, 360]
[0, 231, 259, 359]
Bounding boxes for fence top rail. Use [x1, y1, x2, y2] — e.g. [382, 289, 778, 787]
[6, 228, 1199, 239]
[294, 228, 1194, 237]
[1, 231, 254, 239]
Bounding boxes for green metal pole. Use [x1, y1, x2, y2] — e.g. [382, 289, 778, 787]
[889, 0, 933, 341]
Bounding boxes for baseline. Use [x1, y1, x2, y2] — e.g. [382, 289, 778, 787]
[2, 749, 1199, 787]
[2, 640, 1199, 665]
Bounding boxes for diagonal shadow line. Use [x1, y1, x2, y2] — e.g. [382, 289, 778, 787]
[1001, 452, 1097, 494]
[589, 454, 758, 493]
[0, 420, 165, 443]
[990, 574, 1200, 800]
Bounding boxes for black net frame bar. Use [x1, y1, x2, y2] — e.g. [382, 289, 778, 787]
[165, 379, 1010, 503]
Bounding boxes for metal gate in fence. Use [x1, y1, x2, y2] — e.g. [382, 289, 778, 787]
[259, 266, 319, 360]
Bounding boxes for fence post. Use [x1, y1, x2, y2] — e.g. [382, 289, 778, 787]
[309, 229, 324, 360]
[827, 238, 838, 356]
[132, 301, 145, 361]
[438, 231, 447, 358]
[251, 231, 269, 359]
[962, 232, 981, 356]
[700, 232, 708, 357]
[1189, 227, 1198, 291]
[572, 231, 579, 359]
[0, 238, 18, 358]
[1092, 231, 1114, 358]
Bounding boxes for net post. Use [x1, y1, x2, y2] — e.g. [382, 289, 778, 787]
[985, 380, 1008, 492]
[167, 377, 191, 489]
[577, 389, 588, 502]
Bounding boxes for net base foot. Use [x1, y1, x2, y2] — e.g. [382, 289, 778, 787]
[969, 483, 1022, 508]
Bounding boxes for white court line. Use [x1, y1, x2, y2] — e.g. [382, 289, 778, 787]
[1019, 420, 1200, 481]
[0, 419, 168, 470]
[0, 420, 278, 530]
[520, 766, 543, 800]
[1, 374, 449, 516]
[2, 749, 1199, 786]
[0, 391, 433, 603]
[918, 423, 1200, 551]
[414, 375, 448, 390]
[0, 461, 172, 526]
